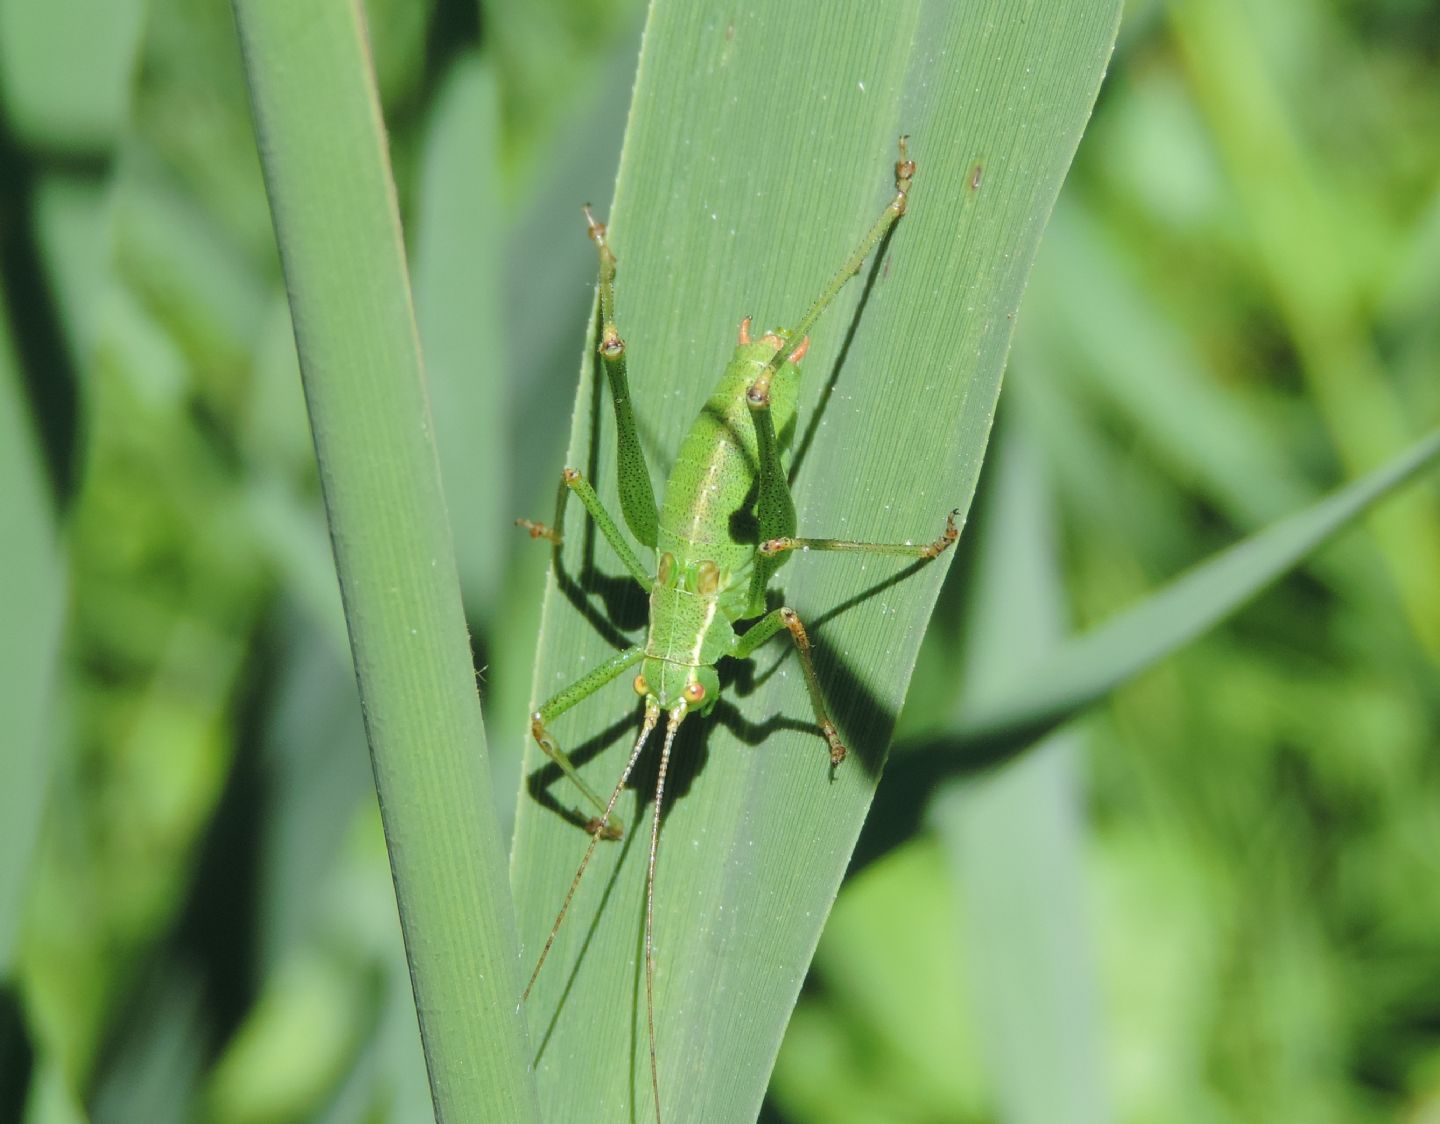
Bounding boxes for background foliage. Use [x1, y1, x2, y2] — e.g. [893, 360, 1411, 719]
[2, 0, 1438, 1121]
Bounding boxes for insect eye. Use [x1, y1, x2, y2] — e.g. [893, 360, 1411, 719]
[634, 673, 649, 696]
[683, 680, 705, 704]
[657, 552, 675, 586]
[696, 561, 719, 595]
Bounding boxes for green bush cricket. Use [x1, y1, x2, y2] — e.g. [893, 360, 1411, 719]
[517, 138, 959, 1122]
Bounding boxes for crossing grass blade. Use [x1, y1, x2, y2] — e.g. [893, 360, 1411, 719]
[938, 426, 1440, 761]
[509, 2, 1123, 1119]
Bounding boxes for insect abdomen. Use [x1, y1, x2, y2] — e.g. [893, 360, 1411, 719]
[656, 343, 800, 569]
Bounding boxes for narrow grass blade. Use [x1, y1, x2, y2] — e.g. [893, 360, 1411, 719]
[230, 2, 536, 1118]
[510, 2, 1122, 1120]
[412, 50, 505, 619]
[932, 427, 1440, 759]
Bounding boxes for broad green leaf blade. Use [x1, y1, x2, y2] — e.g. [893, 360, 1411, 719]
[932, 427, 1440, 760]
[932, 428, 1109, 1124]
[230, 2, 537, 1119]
[510, 2, 1121, 1120]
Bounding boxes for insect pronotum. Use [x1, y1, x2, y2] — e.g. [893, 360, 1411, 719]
[517, 137, 958, 1122]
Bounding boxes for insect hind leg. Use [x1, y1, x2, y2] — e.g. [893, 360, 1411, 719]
[730, 607, 846, 765]
[584, 206, 660, 549]
[745, 136, 915, 408]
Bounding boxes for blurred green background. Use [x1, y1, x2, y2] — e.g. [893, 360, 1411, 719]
[3, 0, 1439, 1121]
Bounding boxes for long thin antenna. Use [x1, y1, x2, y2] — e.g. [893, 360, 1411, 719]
[524, 700, 661, 1001]
[644, 703, 687, 1124]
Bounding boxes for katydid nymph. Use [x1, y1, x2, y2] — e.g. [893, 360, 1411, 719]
[518, 138, 958, 1121]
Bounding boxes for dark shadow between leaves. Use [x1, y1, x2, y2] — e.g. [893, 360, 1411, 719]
[847, 736, 1012, 880]
[0, 125, 85, 508]
[0, 986, 33, 1124]
[849, 689, 1073, 881]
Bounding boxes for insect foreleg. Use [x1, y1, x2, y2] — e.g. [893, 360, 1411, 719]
[564, 468, 652, 587]
[530, 644, 647, 837]
[759, 508, 962, 560]
[783, 135, 914, 348]
[585, 205, 660, 549]
[514, 463, 572, 547]
[517, 468, 651, 589]
[730, 608, 847, 765]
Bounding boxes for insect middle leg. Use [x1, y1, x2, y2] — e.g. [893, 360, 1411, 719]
[758, 508, 962, 561]
[518, 466, 652, 588]
[530, 644, 647, 838]
[730, 608, 847, 765]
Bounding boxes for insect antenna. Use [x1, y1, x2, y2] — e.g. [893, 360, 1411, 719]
[524, 698, 661, 1001]
[644, 703, 688, 1124]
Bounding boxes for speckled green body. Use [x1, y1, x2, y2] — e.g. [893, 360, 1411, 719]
[641, 340, 803, 710]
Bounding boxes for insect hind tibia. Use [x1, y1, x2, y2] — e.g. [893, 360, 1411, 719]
[523, 700, 661, 1003]
[754, 134, 915, 390]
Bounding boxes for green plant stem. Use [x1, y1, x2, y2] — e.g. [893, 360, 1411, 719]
[231, 1, 536, 1118]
